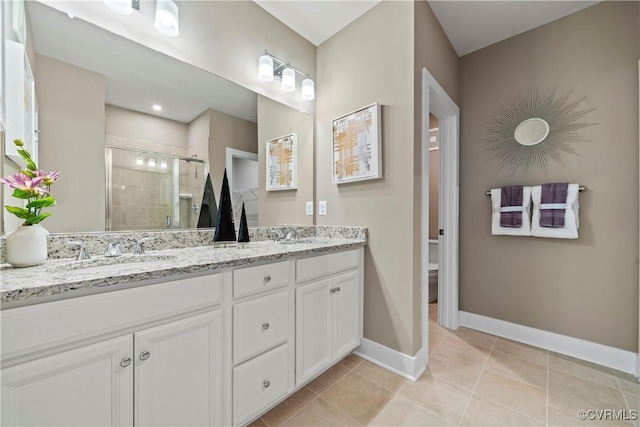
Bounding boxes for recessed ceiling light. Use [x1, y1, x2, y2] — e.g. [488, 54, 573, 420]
[67, 11, 75, 19]
[152, 104, 162, 112]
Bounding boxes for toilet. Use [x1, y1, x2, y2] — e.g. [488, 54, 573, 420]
[428, 241, 438, 303]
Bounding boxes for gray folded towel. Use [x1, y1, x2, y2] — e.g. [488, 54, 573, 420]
[500, 186, 523, 228]
[540, 183, 568, 228]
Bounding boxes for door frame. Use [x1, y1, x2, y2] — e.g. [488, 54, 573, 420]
[421, 68, 460, 357]
[225, 147, 258, 193]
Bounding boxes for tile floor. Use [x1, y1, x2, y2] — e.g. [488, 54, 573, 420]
[250, 304, 640, 426]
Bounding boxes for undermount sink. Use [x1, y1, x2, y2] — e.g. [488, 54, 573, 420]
[277, 238, 312, 245]
[47, 254, 178, 275]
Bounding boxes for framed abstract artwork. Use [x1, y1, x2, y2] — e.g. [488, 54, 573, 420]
[332, 102, 382, 184]
[266, 133, 297, 191]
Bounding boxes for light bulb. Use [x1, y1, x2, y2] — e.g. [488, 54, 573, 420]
[160, 160, 168, 169]
[103, 0, 132, 15]
[258, 55, 274, 82]
[152, 104, 162, 112]
[147, 158, 156, 167]
[281, 67, 295, 93]
[301, 78, 315, 101]
[136, 157, 144, 166]
[155, 0, 179, 37]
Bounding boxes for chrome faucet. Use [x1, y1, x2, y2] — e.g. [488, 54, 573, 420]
[67, 240, 91, 260]
[132, 237, 152, 255]
[104, 239, 122, 257]
[284, 228, 301, 241]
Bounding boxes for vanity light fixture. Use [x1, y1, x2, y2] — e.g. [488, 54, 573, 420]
[258, 51, 314, 101]
[103, 0, 133, 15]
[154, 0, 180, 37]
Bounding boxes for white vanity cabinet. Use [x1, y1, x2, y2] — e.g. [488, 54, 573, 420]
[231, 261, 295, 426]
[1, 274, 225, 427]
[295, 249, 362, 386]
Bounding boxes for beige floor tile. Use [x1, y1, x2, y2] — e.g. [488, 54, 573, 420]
[451, 327, 497, 350]
[307, 363, 351, 394]
[485, 350, 548, 389]
[493, 338, 548, 366]
[616, 372, 640, 397]
[426, 352, 484, 391]
[354, 361, 408, 393]
[400, 372, 472, 424]
[429, 330, 447, 354]
[459, 395, 543, 426]
[262, 387, 317, 427]
[281, 397, 359, 427]
[247, 417, 268, 427]
[322, 372, 393, 425]
[430, 321, 451, 337]
[371, 395, 453, 426]
[474, 370, 546, 423]
[339, 354, 365, 371]
[433, 336, 491, 365]
[429, 303, 438, 322]
[550, 352, 618, 389]
[624, 392, 639, 412]
[549, 369, 628, 410]
[548, 393, 634, 426]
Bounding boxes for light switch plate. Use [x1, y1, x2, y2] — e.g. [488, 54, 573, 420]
[306, 201, 313, 216]
[319, 201, 327, 216]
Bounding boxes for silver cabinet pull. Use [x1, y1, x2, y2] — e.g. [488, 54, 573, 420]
[336, 286, 341, 293]
[139, 351, 151, 361]
[120, 357, 132, 368]
[262, 323, 270, 331]
[263, 380, 270, 388]
[264, 275, 271, 283]
[329, 288, 334, 294]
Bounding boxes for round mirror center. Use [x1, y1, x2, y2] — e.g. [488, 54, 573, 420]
[514, 118, 550, 146]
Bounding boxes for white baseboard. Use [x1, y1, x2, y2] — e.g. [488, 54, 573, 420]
[354, 338, 427, 382]
[460, 311, 639, 376]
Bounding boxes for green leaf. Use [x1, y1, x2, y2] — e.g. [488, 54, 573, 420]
[19, 169, 35, 178]
[5, 206, 31, 219]
[11, 189, 32, 199]
[26, 197, 55, 209]
[26, 212, 51, 225]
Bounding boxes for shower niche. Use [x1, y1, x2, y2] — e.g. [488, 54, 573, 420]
[106, 147, 207, 231]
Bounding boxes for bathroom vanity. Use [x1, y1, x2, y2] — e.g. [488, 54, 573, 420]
[0, 230, 366, 426]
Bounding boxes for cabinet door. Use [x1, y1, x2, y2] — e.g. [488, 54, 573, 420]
[295, 278, 333, 385]
[1, 335, 133, 426]
[332, 271, 361, 359]
[135, 311, 223, 427]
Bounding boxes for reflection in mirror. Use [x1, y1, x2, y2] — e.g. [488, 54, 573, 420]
[2, 1, 313, 234]
[514, 118, 550, 146]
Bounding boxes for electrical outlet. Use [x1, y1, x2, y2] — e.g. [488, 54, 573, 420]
[306, 201, 313, 216]
[319, 201, 327, 216]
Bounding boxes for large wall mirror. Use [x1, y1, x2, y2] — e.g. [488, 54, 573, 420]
[2, 0, 314, 234]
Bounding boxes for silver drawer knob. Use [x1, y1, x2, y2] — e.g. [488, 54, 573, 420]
[264, 275, 271, 283]
[120, 357, 132, 368]
[263, 380, 270, 388]
[336, 286, 341, 292]
[262, 323, 270, 331]
[139, 351, 151, 361]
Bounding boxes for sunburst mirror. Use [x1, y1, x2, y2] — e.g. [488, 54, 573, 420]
[482, 88, 596, 174]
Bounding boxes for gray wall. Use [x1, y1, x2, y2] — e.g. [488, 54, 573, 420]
[257, 95, 314, 226]
[459, 1, 639, 351]
[36, 55, 106, 233]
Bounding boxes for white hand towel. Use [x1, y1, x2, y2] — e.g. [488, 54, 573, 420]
[491, 187, 532, 236]
[531, 184, 579, 239]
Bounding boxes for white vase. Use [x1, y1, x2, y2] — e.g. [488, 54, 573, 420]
[6, 224, 49, 268]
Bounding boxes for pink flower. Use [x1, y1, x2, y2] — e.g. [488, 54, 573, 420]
[34, 170, 61, 186]
[0, 172, 48, 195]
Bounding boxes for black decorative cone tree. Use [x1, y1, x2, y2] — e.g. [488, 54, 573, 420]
[237, 203, 250, 243]
[197, 173, 217, 228]
[213, 169, 236, 242]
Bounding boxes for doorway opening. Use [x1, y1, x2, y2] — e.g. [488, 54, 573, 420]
[421, 68, 460, 366]
[226, 148, 259, 227]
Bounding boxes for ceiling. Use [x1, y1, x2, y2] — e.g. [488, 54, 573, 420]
[28, 1, 257, 124]
[254, 0, 600, 55]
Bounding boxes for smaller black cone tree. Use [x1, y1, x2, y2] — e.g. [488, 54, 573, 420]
[213, 169, 236, 242]
[197, 173, 217, 228]
[237, 203, 250, 243]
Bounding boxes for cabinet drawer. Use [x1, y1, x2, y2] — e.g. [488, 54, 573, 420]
[296, 249, 359, 283]
[234, 261, 290, 299]
[233, 291, 289, 365]
[233, 344, 290, 426]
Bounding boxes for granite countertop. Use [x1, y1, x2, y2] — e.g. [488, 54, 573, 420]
[0, 236, 366, 307]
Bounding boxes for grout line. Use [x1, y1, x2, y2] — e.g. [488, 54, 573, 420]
[270, 394, 318, 427]
[546, 349, 550, 427]
[490, 347, 549, 368]
[350, 369, 403, 395]
[317, 395, 364, 426]
[456, 336, 497, 426]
